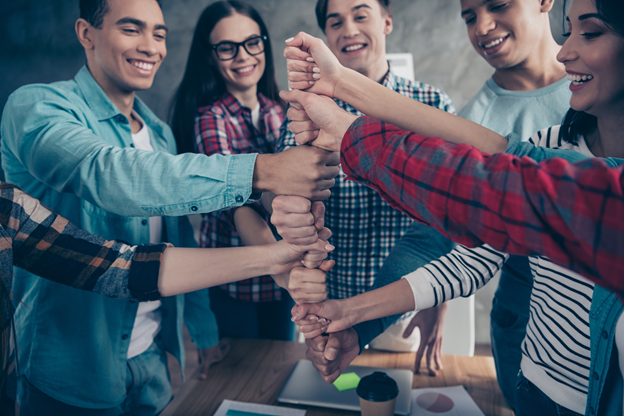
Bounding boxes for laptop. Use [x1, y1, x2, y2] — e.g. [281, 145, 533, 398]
[277, 360, 413, 415]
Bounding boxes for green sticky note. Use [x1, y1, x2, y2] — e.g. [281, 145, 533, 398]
[333, 372, 361, 391]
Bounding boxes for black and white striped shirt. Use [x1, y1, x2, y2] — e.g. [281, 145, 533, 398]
[404, 125, 594, 414]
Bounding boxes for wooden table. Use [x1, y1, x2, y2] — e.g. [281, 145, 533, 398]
[161, 338, 513, 416]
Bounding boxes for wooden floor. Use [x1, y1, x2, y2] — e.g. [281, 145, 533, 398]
[167, 324, 494, 396]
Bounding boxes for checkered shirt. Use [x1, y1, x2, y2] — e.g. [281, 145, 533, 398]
[194, 93, 285, 302]
[341, 116, 624, 302]
[276, 69, 455, 299]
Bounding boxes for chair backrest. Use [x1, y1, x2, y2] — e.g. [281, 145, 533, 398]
[386, 53, 415, 82]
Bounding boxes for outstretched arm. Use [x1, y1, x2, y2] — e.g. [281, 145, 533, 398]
[283, 32, 507, 154]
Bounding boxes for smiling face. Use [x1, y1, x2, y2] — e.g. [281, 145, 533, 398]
[324, 0, 392, 80]
[82, 0, 167, 96]
[209, 13, 266, 97]
[460, 0, 551, 70]
[557, 0, 624, 117]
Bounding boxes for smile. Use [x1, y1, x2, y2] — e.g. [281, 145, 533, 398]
[567, 73, 594, 86]
[342, 44, 366, 53]
[480, 35, 509, 50]
[233, 65, 256, 74]
[128, 60, 155, 71]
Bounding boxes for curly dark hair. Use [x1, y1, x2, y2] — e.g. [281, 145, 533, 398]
[80, 0, 163, 28]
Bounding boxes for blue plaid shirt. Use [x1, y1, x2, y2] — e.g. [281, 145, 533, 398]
[276, 68, 455, 299]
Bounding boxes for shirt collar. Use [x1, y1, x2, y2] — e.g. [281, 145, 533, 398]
[221, 92, 270, 116]
[381, 62, 399, 90]
[74, 65, 164, 129]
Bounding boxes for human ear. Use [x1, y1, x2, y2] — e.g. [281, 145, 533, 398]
[540, 0, 555, 13]
[75, 18, 95, 50]
[383, 14, 393, 36]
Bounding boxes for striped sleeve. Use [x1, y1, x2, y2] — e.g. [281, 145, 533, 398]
[404, 245, 508, 310]
[4, 187, 169, 301]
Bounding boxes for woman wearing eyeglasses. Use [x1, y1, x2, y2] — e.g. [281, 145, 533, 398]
[170, 1, 301, 342]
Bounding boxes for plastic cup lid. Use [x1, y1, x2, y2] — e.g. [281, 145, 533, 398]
[356, 371, 399, 402]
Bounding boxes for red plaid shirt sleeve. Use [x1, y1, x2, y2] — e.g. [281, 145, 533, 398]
[340, 116, 624, 299]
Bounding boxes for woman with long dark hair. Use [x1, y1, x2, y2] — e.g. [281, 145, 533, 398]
[170, 1, 297, 341]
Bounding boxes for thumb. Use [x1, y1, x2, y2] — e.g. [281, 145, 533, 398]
[325, 332, 342, 361]
[280, 89, 309, 106]
[311, 201, 326, 231]
[403, 315, 420, 338]
[319, 259, 335, 273]
[291, 302, 322, 321]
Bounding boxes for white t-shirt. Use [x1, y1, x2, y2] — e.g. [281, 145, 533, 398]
[251, 102, 261, 131]
[127, 111, 163, 359]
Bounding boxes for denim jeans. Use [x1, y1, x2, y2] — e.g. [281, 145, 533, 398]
[515, 372, 583, 416]
[17, 339, 172, 416]
[490, 295, 530, 410]
[209, 287, 296, 341]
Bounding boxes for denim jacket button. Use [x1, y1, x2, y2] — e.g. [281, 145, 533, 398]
[191, 206, 198, 212]
[141, 219, 148, 225]
[122, 334, 129, 340]
[235, 195, 243, 203]
[602, 330, 609, 339]
[593, 371, 599, 380]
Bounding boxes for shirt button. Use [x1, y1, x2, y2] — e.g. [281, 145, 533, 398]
[235, 195, 243, 203]
[122, 334, 129, 340]
[191, 206, 198, 212]
[602, 330, 608, 339]
[142, 219, 148, 225]
[593, 371, 599, 380]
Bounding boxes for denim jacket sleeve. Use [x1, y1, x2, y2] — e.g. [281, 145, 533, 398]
[1, 84, 257, 217]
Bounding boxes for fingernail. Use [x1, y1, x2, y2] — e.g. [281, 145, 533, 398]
[313, 73, 321, 79]
[309, 81, 316, 85]
[325, 244, 335, 251]
[306, 57, 315, 62]
[327, 348, 338, 358]
[292, 314, 300, 321]
[313, 66, 320, 73]
[285, 37, 294, 43]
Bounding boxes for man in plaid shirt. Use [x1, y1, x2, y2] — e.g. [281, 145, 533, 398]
[276, 0, 455, 301]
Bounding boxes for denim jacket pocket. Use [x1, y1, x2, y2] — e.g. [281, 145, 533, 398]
[81, 199, 133, 241]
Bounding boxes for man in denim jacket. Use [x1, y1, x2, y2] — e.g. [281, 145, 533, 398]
[0, 0, 339, 414]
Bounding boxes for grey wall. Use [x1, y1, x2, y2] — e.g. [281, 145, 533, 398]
[0, 0, 566, 343]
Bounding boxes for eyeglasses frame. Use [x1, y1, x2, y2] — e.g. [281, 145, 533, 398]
[211, 35, 268, 61]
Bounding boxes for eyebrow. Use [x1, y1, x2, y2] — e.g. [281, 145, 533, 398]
[461, 0, 495, 17]
[578, 13, 602, 21]
[115, 17, 168, 33]
[326, 3, 372, 20]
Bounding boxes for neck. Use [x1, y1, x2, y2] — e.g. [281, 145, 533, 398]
[86, 63, 136, 119]
[492, 35, 566, 91]
[587, 113, 624, 159]
[228, 84, 258, 109]
[359, 58, 389, 84]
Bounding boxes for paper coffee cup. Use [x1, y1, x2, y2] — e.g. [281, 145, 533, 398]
[356, 371, 399, 416]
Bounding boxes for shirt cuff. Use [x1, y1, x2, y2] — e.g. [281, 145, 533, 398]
[226, 152, 259, 207]
[127, 243, 171, 301]
[402, 269, 437, 311]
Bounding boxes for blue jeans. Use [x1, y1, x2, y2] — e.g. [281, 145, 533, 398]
[209, 287, 296, 341]
[17, 339, 172, 416]
[515, 372, 583, 416]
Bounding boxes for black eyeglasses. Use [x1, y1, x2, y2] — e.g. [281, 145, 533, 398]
[211, 35, 267, 61]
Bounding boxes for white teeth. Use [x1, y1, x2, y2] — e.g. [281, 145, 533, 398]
[234, 66, 255, 74]
[567, 73, 593, 84]
[483, 37, 505, 49]
[130, 61, 154, 70]
[344, 44, 365, 52]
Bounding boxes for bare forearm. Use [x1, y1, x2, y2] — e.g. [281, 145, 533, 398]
[334, 69, 507, 154]
[234, 206, 276, 247]
[157, 246, 275, 297]
[345, 279, 416, 326]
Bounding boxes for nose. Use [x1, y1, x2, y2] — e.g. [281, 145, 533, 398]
[556, 35, 576, 65]
[137, 33, 160, 57]
[234, 44, 252, 62]
[475, 14, 496, 37]
[342, 18, 360, 39]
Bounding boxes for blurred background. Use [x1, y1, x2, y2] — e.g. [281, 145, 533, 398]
[0, 0, 567, 345]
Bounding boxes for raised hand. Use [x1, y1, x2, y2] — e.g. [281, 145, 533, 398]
[287, 260, 334, 304]
[285, 32, 343, 97]
[305, 328, 360, 383]
[280, 89, 358, 151]
[404, 304, 448, 376]
[272, 196, 327, 245]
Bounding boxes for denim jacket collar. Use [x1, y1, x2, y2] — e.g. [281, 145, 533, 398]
[75, 65, 167, 139]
